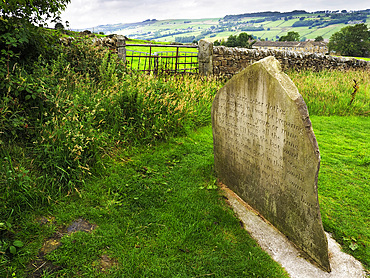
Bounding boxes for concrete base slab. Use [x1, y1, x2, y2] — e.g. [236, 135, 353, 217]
[221, 184, 367, 278]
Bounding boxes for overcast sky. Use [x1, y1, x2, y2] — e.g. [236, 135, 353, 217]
[60, 0, 370, 29]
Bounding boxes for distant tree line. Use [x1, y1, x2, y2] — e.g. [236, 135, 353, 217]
[223, 10, 307, 21]
[175, 36, 196, 43]
[213, 33, 256, 48]
[240, 26, 264, 32]
[245, 18, 266, 24]
[278, 31, 300, 41]
[175, 28, 225, 43]
[293, 13, 367, 28]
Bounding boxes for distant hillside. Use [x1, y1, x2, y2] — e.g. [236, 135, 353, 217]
[79, 19, 158, 34]
[223, 10, 309, 20]
[81, 9, 370, 43]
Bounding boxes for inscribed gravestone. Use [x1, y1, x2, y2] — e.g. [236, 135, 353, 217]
[212, 56, 331, 272]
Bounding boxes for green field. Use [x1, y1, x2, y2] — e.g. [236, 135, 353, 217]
[91, 11, 370, 43]
[124, 41, 198, 73]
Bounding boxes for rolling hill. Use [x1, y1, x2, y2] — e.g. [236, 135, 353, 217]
[81, 9, 370, 43]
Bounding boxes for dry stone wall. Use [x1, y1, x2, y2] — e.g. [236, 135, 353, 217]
[112, 38, 369, 77]
[212, 45, 370, 78]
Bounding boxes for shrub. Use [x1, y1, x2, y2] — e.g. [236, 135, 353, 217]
[0, 34, 223, 223]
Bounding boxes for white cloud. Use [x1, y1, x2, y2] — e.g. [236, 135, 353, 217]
[60, 0, 369, 29]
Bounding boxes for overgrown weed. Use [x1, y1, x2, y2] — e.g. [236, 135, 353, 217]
[288, 69, 370, 116]
[0, 38, 223, 224]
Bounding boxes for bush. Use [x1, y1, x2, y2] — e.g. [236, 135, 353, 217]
[0, 33, 223, 222]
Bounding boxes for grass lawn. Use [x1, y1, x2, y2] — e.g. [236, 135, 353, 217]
[7, 115, 369, 276]
[10, 126, 289, 277]
[311, 116, 370, 269]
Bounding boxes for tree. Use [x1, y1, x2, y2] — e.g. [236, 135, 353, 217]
[279, 31, 300, 41]
[222, 33, 255, 48]
[1, 0, 71, 72]
[1, 0, 70, 24]
[225, 35, 238, 47]
[236, 32, 255, 48]
[1, 0, 71, 114]
[328, 23, 370, 57]
[55, 22, 64, 30]
[214, 40, 221, 46]
[315, 35, 324, 42]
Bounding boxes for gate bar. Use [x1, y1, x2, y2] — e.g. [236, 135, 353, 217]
[126, 44, 198, 48]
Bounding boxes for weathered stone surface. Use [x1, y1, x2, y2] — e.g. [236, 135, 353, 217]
[198, 39, 213, 76]
[212, 56, 331, 272]
[116, 35, 127, 62]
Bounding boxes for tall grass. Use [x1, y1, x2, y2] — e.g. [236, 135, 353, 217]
[288, 69, 370, 116]
[0, 38, 222, 271]
[0, 38, 223, 222]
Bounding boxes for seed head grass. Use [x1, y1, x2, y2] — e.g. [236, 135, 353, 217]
[288, 69, 370, 116]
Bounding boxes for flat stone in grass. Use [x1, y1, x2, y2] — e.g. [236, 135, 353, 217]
[212, 56, 330, 272]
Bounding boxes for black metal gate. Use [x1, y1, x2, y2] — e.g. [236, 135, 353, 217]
[124, 44, 198, 74]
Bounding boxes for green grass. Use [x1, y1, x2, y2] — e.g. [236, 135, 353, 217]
[5, 116, 370, 276]
[311, 116, 370, 269]
[5, 126, 290, 277]
[288, 70, 370, 116]
[112, 13, 369, 43]
[0, 40, 223, 273]
[125, 44, 198, 73]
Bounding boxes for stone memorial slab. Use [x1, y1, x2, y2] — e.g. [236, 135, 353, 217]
[212, 56, 331, 272]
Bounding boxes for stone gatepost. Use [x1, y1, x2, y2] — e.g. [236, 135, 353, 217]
[198, 39, 213, 76]
[116, 35, 126, 63]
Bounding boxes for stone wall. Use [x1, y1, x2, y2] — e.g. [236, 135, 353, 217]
[211, 45, 370, 78]
[109, 38, 370, 77]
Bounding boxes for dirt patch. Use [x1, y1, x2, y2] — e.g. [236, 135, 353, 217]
[27, 217, 98, 277]
[66, 218, 97, 234]
[39, 239, 62, 255]
[36, 216, 56, 226]
[27, 259, 62, 278]
[98, 254, 118, 272]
